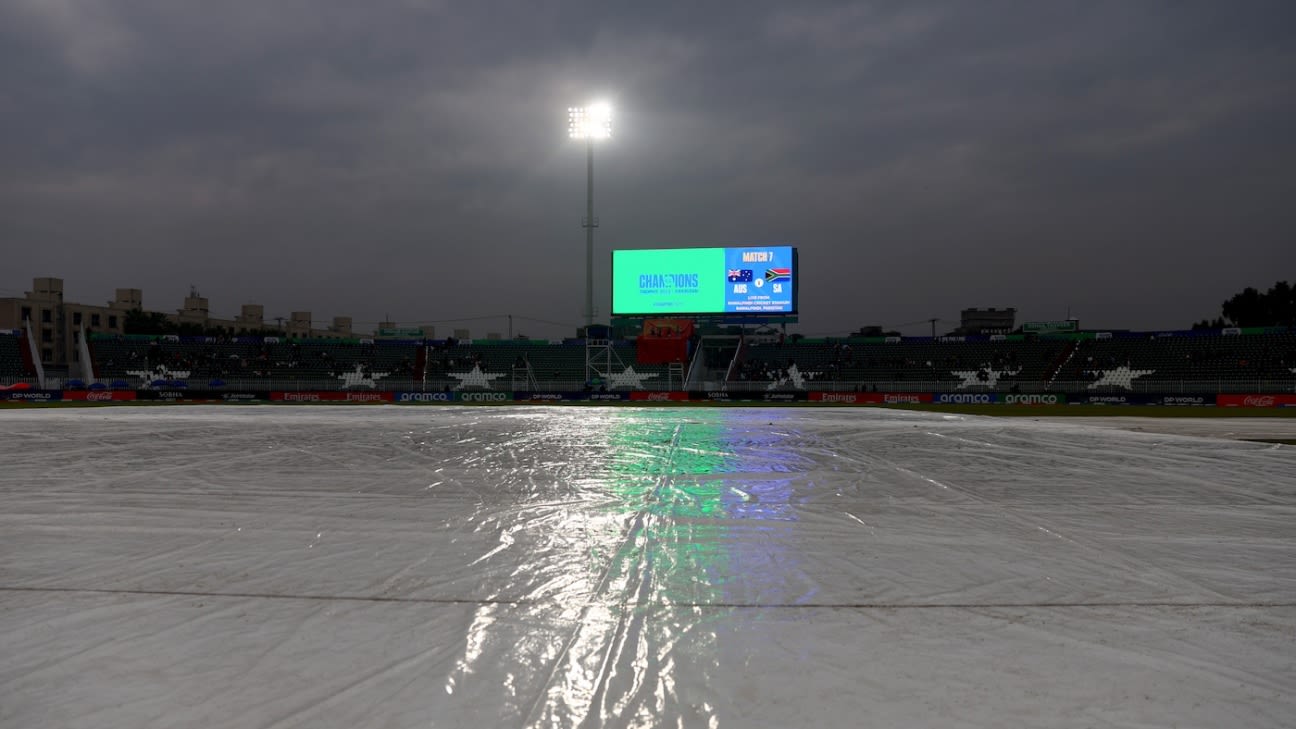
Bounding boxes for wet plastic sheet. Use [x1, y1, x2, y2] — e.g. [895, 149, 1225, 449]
[1, 406, 1294, 728]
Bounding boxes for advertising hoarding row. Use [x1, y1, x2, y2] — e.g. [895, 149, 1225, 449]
[6, 391, 1296, 406]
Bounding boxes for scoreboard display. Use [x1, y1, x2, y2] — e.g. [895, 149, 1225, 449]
[612, 246, 797, 316]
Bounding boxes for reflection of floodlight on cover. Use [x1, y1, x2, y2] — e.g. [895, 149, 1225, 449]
[568, 101, 613, 140]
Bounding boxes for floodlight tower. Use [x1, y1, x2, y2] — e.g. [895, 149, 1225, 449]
[568, 102, 612, 332]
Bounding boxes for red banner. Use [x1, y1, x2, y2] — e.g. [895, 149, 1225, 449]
[270, 391, 394, 403]
[637, 319, 694, 365]
[1217, 394, 1296, 407]
[629, 391, 689, 402]
[809, 392, 933, 404]
[63, 391, 137, 401]
[810, 392, 883, 404]
[881, 392, 934, 404]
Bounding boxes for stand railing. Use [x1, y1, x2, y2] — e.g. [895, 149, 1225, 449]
[16, 375, 1295, 394]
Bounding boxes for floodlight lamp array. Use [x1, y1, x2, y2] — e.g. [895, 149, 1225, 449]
[568, 103, 613, 140]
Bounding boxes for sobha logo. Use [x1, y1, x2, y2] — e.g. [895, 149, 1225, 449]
[398, 392, 450, 402]
[1003, 394, 1060, 405]
[460, 392, 509, 402]
[935, 393, 992, 404]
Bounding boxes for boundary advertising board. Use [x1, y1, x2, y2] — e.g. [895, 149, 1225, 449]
[1218, 394, 1296, 407]
[808, 392, 934, 404]
[62, 391, 138, 402]
[269, 391, 393, 403]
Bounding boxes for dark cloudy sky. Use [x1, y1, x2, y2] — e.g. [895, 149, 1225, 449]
[3, 1, 1293, 337]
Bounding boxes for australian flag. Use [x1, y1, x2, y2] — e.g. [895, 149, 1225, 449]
[727, 269, 754, 282]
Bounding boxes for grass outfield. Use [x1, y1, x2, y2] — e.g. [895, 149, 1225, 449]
[879, 404, 1296, 417]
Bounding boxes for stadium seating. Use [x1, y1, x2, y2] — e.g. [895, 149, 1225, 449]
[421, 340, 673, 391]
[1, 332, 32, 380]
[740, 338, 1066, 389]
[90, 335, 421, 388]
[81, 329, 1296, 393]
[1053, 331, 1296, 388]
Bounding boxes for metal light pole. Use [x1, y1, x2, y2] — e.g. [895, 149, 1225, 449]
[568, 102, 612, 333]
[585, 136, 594, 331]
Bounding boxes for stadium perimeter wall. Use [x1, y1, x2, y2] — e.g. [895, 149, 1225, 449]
[4, 390, 1296, 407]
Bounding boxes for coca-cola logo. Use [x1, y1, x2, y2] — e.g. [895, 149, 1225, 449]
[647, 393, 672, 401]
[1244, 395, 1276, 407]
[87, 392, 113, 401]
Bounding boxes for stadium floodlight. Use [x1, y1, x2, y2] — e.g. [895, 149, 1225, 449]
[568, 101, 613, 140]
[568, 101, 613, 331]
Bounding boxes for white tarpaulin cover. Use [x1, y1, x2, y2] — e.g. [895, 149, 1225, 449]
[1, 406, 1294, 728]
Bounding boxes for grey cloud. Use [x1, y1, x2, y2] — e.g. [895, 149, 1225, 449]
[2, 0, 1293, 335]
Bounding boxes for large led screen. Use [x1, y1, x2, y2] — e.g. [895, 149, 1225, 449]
[612, 246, 797, 315]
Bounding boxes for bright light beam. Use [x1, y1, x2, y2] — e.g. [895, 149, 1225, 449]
[568, 102, 613, 140]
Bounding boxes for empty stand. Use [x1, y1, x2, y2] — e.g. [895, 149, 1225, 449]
[1054, 331, 1296, 389]
[0, 332, 33, 381]
[740, 338, 1066, 390]
[77, 330, 1296, 393]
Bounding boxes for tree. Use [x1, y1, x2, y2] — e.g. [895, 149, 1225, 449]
[1199, 281, 1294, 328]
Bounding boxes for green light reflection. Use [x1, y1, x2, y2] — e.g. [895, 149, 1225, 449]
[599, 408, 799, 607]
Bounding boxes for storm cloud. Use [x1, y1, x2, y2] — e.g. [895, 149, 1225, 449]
[3, 0, 1293, 336]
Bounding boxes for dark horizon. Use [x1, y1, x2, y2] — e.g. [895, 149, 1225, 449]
[3, 1, 1294, 338]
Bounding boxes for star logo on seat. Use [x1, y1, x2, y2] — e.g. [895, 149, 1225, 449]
[1088, 366, 1155, 390]
[127, 366, 191, 384]
[951, 366, 1021, 390]
[338, 363, 390, 389]
[766, 363, 818, 390]
[450, 364, 505, 390]
[607, 366, 659, 390]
